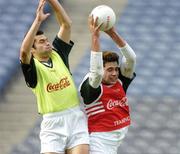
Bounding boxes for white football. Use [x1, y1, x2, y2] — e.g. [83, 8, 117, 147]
[90, 5, 116, 31]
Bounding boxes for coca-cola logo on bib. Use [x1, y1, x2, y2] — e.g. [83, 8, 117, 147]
[107, 97, 128, 110]
[46, 76, 70, 92]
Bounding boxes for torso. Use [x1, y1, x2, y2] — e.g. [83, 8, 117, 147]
[85, 80, 131, 133]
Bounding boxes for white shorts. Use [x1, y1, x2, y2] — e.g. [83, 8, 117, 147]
[40, 106, 89, 154]
[89, 127, 128, 154]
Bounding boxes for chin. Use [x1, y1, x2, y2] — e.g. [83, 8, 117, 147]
[46, 49, 52, 53]
[110, 79, 118, 85]
[110, 82, 116, 85]
[46, 47, 52, 52]
[103, 79, 117, 85]
[104, 81, 116, 85]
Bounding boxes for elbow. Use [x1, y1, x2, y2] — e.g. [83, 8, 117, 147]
[129, 58, 136, 69]
[89, 72, 103, 88]
[131, 51, 136, 60]
[19, 51, 27, 62]
[20, 48, 26, 59]
[19, 48, 30, 63]
[131, 55, 136, 64]
[68, 19, 72, 26]
[99, 70, 104, 78]
[62, 19, 72, 29]
[129, 53, 136, 65]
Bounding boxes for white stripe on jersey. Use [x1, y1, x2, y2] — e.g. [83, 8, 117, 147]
[86, 105, 104, 114]
[87, 109, 105, 117]
[85, 101, 105, 117]
[85, 101, 103, 108]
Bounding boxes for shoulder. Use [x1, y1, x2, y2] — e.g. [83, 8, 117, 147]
[79, 74, 102, 105]
[119, 71, 136, 93]
[52, 36, 74, 52]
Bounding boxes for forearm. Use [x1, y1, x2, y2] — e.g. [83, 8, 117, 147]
[107, 30, 126, 47]
[89, 51, 103, 88]
[20, 18, 42, 63]
[120, 44, 136, 78]
[108, 30, 136, 74]
[88, 15, 103, 88]
[91, 35, 100, 52]
[47, 0, 71, 26]
[47, 0, 71, 42]
[120, 43, 136, 64]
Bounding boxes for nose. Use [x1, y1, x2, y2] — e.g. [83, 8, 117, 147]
[112, 70, 118, 76]
[46, 41, 50, 46]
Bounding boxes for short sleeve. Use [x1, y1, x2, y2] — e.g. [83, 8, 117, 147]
[52, 36, 74, 70]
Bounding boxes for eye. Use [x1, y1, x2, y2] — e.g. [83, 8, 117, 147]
[115, 67, 119, 72]
[107, 68, 113, 72]
[107, 67, 119, 73]
[39, 40, 45, 43]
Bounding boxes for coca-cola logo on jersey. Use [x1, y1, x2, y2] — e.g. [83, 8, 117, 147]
[46, 76, 70, 92]
[107, 97, 128, 110]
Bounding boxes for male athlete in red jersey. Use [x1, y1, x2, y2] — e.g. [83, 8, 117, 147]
[79, 16, 136, 154]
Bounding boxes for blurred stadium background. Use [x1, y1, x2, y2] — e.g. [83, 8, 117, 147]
[0, 0, 180, 154]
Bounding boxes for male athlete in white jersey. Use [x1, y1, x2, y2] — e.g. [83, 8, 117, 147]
[20, 0, 89, 154]
[79, 16, 136, 154]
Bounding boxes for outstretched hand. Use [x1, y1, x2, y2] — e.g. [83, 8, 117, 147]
[88, 15, 102, 52]
[36, 0, 50, 22]
[88, 15, 102, 37]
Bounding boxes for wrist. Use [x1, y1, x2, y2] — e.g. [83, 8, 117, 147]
[110, 33, 126, 47]
[92, 37, 100, 50]
[109, 31, 119, 40]
[107, 30, 116, 38]
[92, 35, 100, 44]
[92, 33, 100, 39]
[34, 17, 43, 24]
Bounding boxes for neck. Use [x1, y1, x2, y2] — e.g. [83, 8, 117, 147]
[34, 54, 50, 62]
[39, 56, 50, 62]
[102, 80, 116, 86]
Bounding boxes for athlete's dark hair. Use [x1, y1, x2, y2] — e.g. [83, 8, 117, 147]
[103, 51, 119, 66]
[32, 30, 44, 49]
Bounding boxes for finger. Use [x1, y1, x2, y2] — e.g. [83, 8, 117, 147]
[42, 0, 46, 6]
[97, 22, 103, 29]
[94, 17, 98, 26]
[96, 22, 103, 31]
[88, 15, 92, 25]
[88, 15, 94, 26]
[37, 0, 44, 9]
[40, 0, 46, 9]
[38, 0, 46, 11]
[45, 13, 51, 19]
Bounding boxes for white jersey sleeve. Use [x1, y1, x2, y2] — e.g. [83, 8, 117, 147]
[89, 51, 103, 88]
[120, 43, 136, 78]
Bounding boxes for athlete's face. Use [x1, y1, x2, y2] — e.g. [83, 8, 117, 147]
[102, 61, 119, 85]
[33, 34, 52, 56]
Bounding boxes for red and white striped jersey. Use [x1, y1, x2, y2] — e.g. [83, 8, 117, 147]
[84, 79, 131, 133]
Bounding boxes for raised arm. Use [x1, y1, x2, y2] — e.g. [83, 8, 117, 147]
[20, 0, 50, 64]
[105, 27, 136, 78]
[47, 0, 72, 43]
[88, 16, 103, 88]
